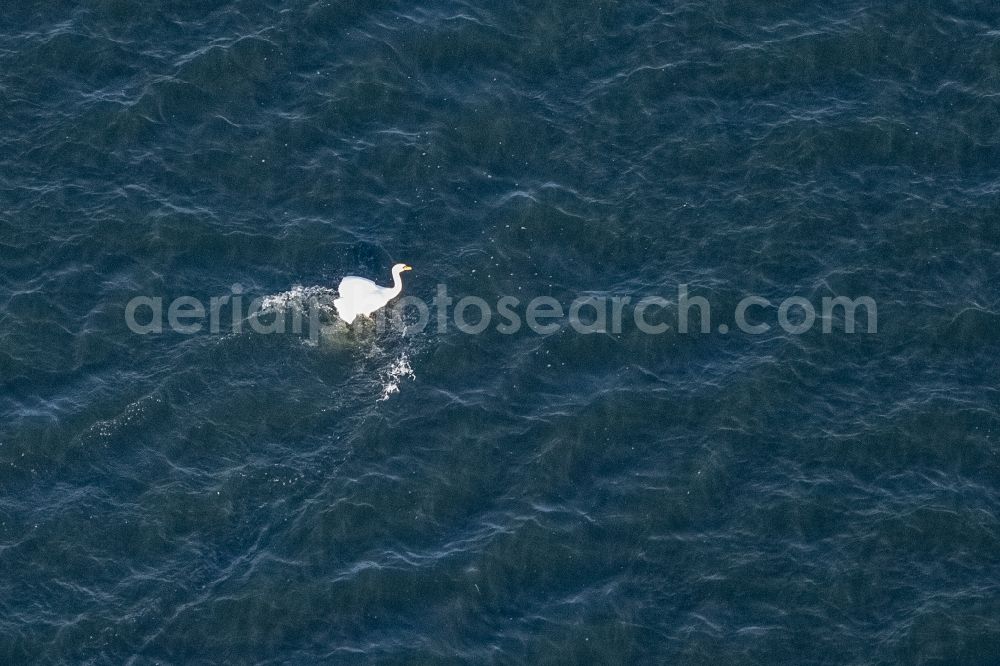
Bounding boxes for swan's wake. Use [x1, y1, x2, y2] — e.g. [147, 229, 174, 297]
[377, 353, 415, 401]
[258, 284, 420, 402]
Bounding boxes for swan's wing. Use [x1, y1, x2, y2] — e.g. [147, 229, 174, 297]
[337, 276, 380, 298]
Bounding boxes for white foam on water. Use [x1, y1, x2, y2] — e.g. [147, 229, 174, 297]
[87, 393, 163, 441]
[258, 285, 339, 347]
[259, 285, 337, 313]
[378, 352, 415, 402]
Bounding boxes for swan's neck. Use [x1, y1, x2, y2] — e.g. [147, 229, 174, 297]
[389, 268, 405, 298]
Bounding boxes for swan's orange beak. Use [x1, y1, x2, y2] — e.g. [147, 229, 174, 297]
[402, 265, 413, 271]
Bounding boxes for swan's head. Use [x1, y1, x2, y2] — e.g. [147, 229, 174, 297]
[393, 263, 413, 273]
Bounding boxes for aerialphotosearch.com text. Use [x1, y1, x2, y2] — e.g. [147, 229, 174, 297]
[125, 284, 877, 341]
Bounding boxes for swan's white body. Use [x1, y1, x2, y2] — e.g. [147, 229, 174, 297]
[334, 263, 412, 324]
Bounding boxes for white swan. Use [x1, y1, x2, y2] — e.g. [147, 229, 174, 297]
[333, 263, 412, 324]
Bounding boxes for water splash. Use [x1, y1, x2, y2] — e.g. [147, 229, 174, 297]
[378, 353, 415, 401]
[259, 285, 337, 314]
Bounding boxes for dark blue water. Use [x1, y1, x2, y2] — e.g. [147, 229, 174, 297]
[3, 1, 999, 662]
